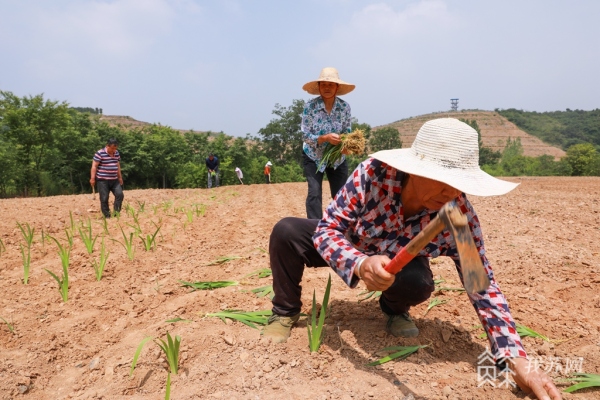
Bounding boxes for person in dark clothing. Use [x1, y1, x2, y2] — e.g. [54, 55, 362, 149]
[206, 153, 220, 188]
[90, 138, 124, 218]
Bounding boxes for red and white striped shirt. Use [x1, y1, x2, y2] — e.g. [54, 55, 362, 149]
[93, 147, 121, 180]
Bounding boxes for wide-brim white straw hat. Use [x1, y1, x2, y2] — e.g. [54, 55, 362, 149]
[370, 118, 519, 196]
[302, 67, 355, 96]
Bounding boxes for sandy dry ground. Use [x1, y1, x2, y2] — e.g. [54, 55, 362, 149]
[0, 178, 599, 400]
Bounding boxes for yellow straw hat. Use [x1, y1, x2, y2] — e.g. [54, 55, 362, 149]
[302, 67, 355, 96]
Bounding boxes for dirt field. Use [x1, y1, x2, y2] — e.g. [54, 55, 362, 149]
[1, 178, 599, 400]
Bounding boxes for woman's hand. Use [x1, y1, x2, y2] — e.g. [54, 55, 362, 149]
[508, 358, 562, 400]
[318, 133, 342, 146]
[359, 255, 395, 292]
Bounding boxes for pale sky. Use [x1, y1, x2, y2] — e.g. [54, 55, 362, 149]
[1, 1, 598, 136]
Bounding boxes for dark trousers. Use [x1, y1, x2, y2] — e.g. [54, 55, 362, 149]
[269, 217, 434, 317]
[96, 179, 124, 218]
[265, 174, 270, 184]
[302, 152, 349, 219]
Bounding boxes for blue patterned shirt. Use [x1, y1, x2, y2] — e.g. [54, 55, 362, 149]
[313, 158, 528, 362]
[301, 96, 352, 173]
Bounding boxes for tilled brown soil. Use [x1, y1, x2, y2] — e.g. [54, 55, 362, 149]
[0, 178, 599, 400]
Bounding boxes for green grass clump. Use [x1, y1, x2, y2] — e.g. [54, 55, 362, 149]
[307, 274, 331, 352]
[249, 285, 274, 299]
[206, 310, 272, 329]
[130, 333, 181, 400]
[357, 290, 381, 303]
[45, 235, 70, 302]
[179, 280, 238, 290]
[562, 373, 600, 393]
[242, 268, 272, 279]
[139, 224, 161, 251]
[423, 297, 448, 317]
[92, 239, 109, 281]
[205, 256, 242, 266]
[367, 345, 427, 366]
[78, 218, 98, 254]
[516, 323, 550, 342]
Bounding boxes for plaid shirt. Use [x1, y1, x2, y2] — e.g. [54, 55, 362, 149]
[313, 158, 527, 362]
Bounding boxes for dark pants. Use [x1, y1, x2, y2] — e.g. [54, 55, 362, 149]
[265, 174, 270, 184]
[303, 152, 349, 219]
[270, 217, 435, 317]
[96, 179, 124, 218]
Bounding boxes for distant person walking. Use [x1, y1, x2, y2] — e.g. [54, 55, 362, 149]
[301, 67, 353, 219]
[206, 153, 220, 188]
[90, 138, 124, 218]
[264, 161, 272, 184]
[235, 167, 244, 184]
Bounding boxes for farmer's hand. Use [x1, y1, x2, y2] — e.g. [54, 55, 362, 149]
[508, 358, 562, 400]
[318, 133, 341, 146]
[360, 255, 395, 292]
[90, 178, 95, 186]
[119, 177, 124, 186]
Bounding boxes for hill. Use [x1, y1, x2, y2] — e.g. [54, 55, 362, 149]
[378, 110, 566, 159]
[99, 115, 209, 136]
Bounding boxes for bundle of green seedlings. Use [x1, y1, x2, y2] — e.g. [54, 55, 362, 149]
[179, 280, 238, 291]
[367, 345, 428, 366]
[318, 129, 366, 170]
[206, 310, 272, 329]
[131, 332, 181, 400]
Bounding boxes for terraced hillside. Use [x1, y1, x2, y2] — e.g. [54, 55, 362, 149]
[380, 111, 566, 159]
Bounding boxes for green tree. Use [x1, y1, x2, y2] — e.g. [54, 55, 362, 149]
[565, 143, 598, 176]
[368, 127, 402, 153]
[256, 99, 305, 165]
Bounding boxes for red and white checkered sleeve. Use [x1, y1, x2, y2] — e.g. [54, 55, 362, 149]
[313, 161, 370, 288]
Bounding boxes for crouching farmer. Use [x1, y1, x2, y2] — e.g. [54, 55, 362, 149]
[262, 118, 562, 400]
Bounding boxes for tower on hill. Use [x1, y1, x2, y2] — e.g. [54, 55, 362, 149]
[450, 98, 459, 112]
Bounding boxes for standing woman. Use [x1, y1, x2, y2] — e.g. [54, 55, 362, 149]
[301, 67, 354, 219]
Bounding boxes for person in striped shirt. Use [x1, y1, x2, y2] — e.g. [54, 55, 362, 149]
[90, 138, 124, 218]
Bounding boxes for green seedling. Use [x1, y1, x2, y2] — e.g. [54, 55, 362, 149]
[68, 211, 76, 232]
[367, 345, 428, 366]
[45, 235, 71, 302]
[113, 225, 135, 261]
[92, 239, 109, 281]
[357, 290, 382, 303]
[124, 203, 135, 218]
[434, 277, 446, 286]
[17, 222, 35, 247]
[562, 373, 600, 393]
[139, 225, 161, 251]
[242, 268, 272, 279]
[136, 200, 146, 213]
[130, 333, 181, 400]
[206, 310, 272, 329]
[307, 274, 332, 352]
[205, 256, 242, 266]
[193, 204, 206, 217]
[184, 208, 194, 223]
[0, 316, 15, 334]
[20, 244, 31, 284]
[423, 297, 448, 317]
[152, 204, 159, 214]
[249, 285, 274, 299]
[436, 287, 466, 292]
[179, 280, 238, 290]
[162, 200, 173, 211]
[0, 238, 6, 257]
[165, 317, 193, 323]
[78, 218, 98, 254]
[255, 247, 268, 253]
[516, 323, 550, 342]
[65, 229, 74, 248]
[101, 216, 109, 235]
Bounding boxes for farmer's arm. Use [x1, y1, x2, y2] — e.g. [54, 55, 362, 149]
[117, 161, 123, 186]
[313, 160, 394, 291]
[90, 159, 100, 185]
[436, 199, 561, 398]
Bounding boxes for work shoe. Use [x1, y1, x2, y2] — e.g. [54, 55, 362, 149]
[262, 314, 300, 343]
[385, 312, 419, 338]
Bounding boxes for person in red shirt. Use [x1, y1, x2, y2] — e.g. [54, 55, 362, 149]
[264, 161, 272, 184]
